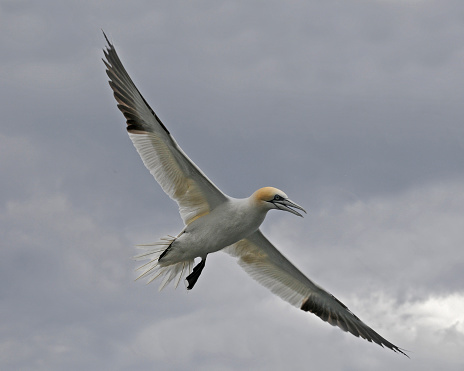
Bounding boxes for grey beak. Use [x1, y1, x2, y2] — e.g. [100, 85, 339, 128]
[273, 199, 307, 217]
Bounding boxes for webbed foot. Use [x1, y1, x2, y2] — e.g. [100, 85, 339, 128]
[186, 257, 206, 290]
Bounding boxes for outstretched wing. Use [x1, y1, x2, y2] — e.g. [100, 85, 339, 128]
[102, 33, 228, 224]
[225, 230, 407, 356]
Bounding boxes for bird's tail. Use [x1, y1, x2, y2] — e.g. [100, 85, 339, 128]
[133, 236, 193, 291]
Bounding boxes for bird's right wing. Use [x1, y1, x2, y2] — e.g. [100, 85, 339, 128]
[102, 33, 228, 224]
[225, 230, 407, 356]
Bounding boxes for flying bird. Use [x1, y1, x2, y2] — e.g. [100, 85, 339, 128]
[102, 32, 407, 356]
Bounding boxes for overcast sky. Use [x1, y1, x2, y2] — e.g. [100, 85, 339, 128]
[1, 0, 464, 370]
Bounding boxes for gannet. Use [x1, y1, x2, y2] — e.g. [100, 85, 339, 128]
[102, 33, 407, 356]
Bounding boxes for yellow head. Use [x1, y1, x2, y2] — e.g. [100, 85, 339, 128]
[253, 187, 288, 202]
[252, 187, 306, 217]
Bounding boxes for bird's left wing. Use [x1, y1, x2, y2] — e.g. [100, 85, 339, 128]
[102, 33, 228, 224]
[225, 230, 407, 356]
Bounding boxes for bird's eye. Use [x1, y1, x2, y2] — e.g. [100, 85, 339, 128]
[274, 195, 282, 201]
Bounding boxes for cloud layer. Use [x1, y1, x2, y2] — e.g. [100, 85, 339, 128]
[1, 0, 464, 370]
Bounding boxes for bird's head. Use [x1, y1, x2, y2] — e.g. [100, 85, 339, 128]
[252, 187, 306, 217]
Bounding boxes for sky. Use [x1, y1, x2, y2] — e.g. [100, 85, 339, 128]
[1, 0, 464, 370]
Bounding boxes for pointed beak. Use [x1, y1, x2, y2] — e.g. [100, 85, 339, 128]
[273, 199, 307, 217]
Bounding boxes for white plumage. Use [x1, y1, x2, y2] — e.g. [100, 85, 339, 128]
[102, 32, 407, 356]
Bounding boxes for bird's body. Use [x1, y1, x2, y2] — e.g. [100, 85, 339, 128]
[159, 196, 266, 264]
[102, 32, 407, 356]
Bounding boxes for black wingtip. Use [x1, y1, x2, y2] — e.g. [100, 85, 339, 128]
[395, 347, 410, 358]
[102, 29, 112, 48]
[300, 295, 409, 357]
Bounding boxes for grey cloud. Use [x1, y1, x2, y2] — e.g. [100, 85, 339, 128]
[2, 0, 464, 370]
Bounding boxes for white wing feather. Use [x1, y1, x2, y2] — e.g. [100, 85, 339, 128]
[103, 34, 227, 224]
[225, 230, 407, 356]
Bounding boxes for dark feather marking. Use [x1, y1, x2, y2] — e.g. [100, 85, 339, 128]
[102, 31, 170, 135]
[127, 123, 147, 133]
[300, 296, 409, 357]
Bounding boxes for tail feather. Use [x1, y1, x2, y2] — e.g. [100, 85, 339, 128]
[133, 237, 193, 291]
[159, 261, 186, 290]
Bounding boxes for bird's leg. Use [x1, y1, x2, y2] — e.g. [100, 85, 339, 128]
[186, 256, 207, 290]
